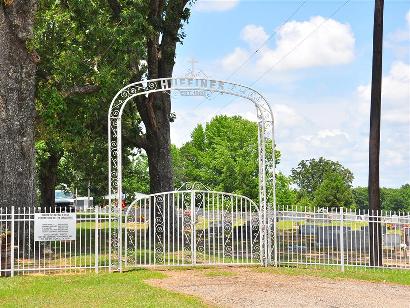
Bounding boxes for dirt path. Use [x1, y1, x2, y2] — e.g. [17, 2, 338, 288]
[147, 267, 410, 308]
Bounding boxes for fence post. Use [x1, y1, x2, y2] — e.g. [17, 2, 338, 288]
[273, 205, 278, 267]
[10, 206, 15, 277]
[95, 206, 99, 273]
[191, 190, 196, 265]
[340, 207, 345, 272]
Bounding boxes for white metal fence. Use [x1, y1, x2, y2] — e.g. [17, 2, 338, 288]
[1, 193, 410, 277]
[122, 190, 262, 269]
[0, 206, 111, 277]
[272, 207, 410, 270]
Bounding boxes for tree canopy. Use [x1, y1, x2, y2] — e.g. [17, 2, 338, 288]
[290, 157, 355, 208]
[172, 115, 281, 202]
[313, 172, 355, 208]
[31, 0, 187, 205]
[353, 184, 410, 212]
[291, 158, 354, 194]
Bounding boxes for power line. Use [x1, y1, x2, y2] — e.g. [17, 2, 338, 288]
[99, 20, 123, 63]
[250, 0, 351, 87]
[225, 0, 307, 81]
[184, 0, 308, 117]
[214, 0, 351, 115]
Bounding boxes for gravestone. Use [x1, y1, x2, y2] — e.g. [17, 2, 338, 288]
[299, 225, 317, 236]
[316, 226, 351, 249]
[383, 234, 401, 249]
[345, 229, 369, 251]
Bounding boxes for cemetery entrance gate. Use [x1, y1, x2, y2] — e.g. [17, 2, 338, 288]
[108, 78, 276, 270]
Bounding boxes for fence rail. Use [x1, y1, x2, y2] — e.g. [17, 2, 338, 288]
[0, 206, 111, 277]
[271, 207, 410, 270]
[1, 200, 410, 277]
[123, 190, 262, 269]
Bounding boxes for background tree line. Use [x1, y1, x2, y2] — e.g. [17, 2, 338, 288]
[123, 115, 410, 212]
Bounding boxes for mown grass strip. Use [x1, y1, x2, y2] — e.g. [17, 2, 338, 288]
[255, 265, 410, 285]
[0, 270, 208, 308]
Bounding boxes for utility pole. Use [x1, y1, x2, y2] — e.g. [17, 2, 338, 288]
[368, 0, 384, 266]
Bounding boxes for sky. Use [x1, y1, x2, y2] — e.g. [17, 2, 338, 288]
[168, 0, 410, 188]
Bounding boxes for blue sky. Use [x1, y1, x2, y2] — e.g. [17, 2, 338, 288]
[169, 0, 410, 188]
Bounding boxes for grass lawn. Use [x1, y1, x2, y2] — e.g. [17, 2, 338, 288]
[255, 266, 410, 286]
[1, 266, 410, 307]
[0, 270, 207, 308]
[277, 220, 369, 231]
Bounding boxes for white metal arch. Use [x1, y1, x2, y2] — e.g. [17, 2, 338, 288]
[108, 77, 277, 268]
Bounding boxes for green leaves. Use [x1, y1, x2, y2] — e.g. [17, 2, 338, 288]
[291, 157, 354, 194]
[291, 157, 355, 209]
[313, 172, 355, 209]
[33, 0, 148, 199]
[353, 185, 410, 212]
[172, 115, 280, 202]
[276, 172, 297, 209]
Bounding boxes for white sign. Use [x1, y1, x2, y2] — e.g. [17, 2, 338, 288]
[34, 213, 76, 241]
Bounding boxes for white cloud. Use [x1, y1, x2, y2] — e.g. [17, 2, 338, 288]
[349, 61, 410, 185]
[385, 10, 410, 60]
[271, 104, 304, 128]
[357, 61, 410, 125]
[259, 17, 355, 70]
[300, 129, 350, 150]
[384, 149, 406, 167]
[221, 47, 249, 70]
[240, 25, 269, 49]
[222, 16, 355, 74]
[195, 0, 238, 12]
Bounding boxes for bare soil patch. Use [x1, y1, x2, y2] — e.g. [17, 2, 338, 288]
[147, 267, 410, 307]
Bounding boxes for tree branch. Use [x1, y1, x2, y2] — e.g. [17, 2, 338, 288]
[135, 134, 148, 150]
[107, 0, 121, 20]
[159, 0, 188, 77]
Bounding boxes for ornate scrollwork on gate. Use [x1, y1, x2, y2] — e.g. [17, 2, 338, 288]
[251, 214, 261, 262]
[109, 77, 276, 269]
[194, 191, 205, 261]
[177, 182, 211, 191]
[222, 195, 233, 261]
[154, 195, 164, 264]
[182, 192, 192, 263]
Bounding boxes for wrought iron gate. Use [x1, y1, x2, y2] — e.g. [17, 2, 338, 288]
[120, 190, 263, 268]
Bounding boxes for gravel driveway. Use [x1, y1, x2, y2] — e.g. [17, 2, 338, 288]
[147, 267, 410, 307]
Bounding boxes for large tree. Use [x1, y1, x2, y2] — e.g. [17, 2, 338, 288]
[313, 173, 355, 209]
[368, 0, 384, 266]
[173, 115, 280, 202]
[290, 157, 354, 200]
[33, 0, 147, 207]
[33, 0, 193, 209]
[0, 0, 38, 211]
[134, 0, 192, 193]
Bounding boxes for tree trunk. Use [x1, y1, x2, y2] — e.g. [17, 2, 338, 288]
[39, 150, 61, 209]
[368, 0, 384, 267]
[137, 0, 188, 195]
[145, 94, 174, 193]
[133, 0, 190, 248]
[137, 92, 178, 243]
[0, 1, 37, 211]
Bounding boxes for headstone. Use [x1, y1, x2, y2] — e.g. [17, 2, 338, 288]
[383, 234, 401, 249]
[345, 229, 369, 251]
[316, 226, 351, 249]
[404, 228, 410, 246]
[299, 225, 317, 236]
